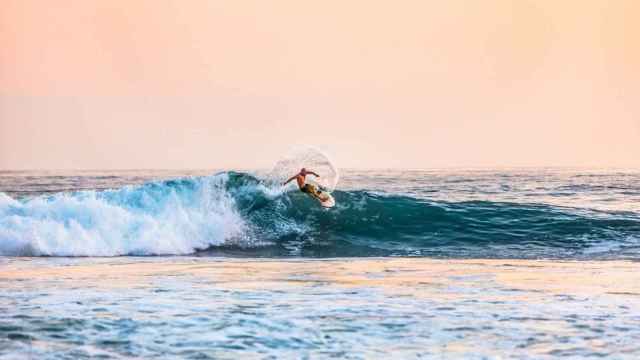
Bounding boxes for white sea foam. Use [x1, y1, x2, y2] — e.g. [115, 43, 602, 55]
[0, 174, 247, 256]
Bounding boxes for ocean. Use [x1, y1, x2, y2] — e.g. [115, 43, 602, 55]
[1, 168, 639, 358]
[2, 168, 640, 259]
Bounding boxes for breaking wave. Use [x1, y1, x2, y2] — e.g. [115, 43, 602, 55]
[1, 172, 639, 258]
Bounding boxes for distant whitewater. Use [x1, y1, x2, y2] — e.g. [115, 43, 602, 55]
[1, 167, 640, 258]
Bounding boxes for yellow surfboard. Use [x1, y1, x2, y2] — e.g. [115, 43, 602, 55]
[304, 182, 335, 208]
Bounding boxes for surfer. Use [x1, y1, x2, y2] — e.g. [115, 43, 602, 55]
[283, 168, 336, 208]
[283, 168, 321, 194]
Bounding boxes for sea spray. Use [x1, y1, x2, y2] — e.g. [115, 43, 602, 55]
[268, 146, 340, 192]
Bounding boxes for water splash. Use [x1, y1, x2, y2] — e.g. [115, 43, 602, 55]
[267, 146, 340, 191]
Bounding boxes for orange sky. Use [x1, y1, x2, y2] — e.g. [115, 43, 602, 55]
[1, 0, 639, 169]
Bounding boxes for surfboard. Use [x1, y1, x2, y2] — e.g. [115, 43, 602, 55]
[305, 182, 335, 208]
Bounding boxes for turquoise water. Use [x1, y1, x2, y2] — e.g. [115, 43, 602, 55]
[1, 169, 640, 259]
[1, 169, 640, 359]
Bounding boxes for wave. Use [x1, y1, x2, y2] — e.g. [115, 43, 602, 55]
[1, 172, 639, 258]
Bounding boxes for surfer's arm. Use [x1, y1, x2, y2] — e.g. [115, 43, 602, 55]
[283, 175, 297, 186]
[308, 171, 320, 177]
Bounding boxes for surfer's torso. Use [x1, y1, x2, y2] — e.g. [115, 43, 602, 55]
[293, 174, 306, 189]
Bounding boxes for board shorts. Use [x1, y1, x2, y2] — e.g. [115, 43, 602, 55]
[301, 183, 324, 196]
[300, 183, 315, 194]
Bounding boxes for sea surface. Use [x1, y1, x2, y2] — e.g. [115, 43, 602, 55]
[1, 168, 640, 259]
[1, 168, 640, 359]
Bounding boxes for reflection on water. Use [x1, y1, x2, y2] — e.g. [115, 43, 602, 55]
[1, 258, 639, 359]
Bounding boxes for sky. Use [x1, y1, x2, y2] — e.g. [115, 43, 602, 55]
[1, 0, 639, 169]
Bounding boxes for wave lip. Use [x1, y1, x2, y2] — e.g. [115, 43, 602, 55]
[1, 171, 640, 258]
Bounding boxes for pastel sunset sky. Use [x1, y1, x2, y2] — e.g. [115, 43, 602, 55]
[1, 0, 638, 169]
